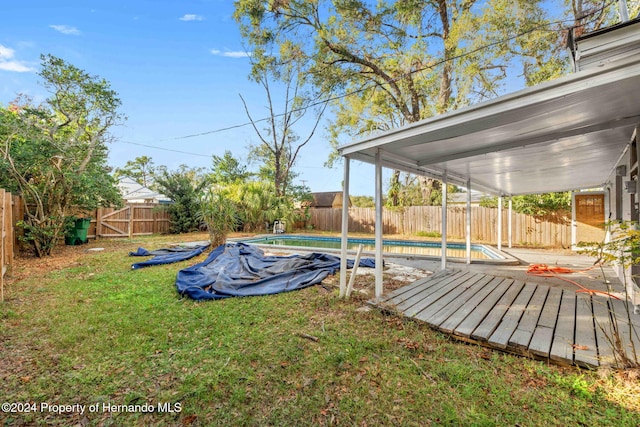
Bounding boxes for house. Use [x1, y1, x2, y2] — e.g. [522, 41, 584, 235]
[310, 191, 351, 208]
[337, 15, 640, 307]
[449, 190, 486, 206]
[117, 177, 171, 204]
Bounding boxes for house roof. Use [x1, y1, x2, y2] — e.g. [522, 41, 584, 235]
[310, 191, 350, 208]
[117, 177, 170, 202]
[338, 25, 640, 196]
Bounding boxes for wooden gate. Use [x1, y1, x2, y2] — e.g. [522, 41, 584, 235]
[573, 192, 606, 246]
[95, 204, 170, 238]
[97, 206, 131, 237]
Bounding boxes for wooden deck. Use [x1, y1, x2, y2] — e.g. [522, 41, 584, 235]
[371, 270, 640, 368]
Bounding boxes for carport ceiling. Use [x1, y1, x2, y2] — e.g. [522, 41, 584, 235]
[339, 55, 640, 196]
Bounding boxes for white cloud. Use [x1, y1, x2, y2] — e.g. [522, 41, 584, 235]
[50, 24, 81, 35]
[0, 45, 14, 59]
[179, 14, 204, 21]
[210, 49, 251, 58]
[0, 44, 33, 72]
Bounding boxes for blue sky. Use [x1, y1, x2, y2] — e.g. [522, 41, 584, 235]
[1, 0, 381, 195]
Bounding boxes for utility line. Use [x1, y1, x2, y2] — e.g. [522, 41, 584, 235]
[115, 1, 615, 154]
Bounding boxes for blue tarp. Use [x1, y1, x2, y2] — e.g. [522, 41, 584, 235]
[175, 242, 375, 300]
[130, 244, 210, 269]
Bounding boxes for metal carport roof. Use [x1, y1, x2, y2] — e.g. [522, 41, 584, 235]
[338, 54, 640, 196]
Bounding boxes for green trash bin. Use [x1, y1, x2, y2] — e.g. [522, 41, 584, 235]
[65, 218, 91, 245]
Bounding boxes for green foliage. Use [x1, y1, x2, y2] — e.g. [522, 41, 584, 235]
[351, 195, 374, 208]
[240, 44, 326, 198]
[154, 165, 207, 234]
[198, 187, 240, 247]
[114, 156, 157, 187]
[225, 181, 296, 232]
[210, 150, 252, 185]
[416, 230, 442, 239]
[480, 192, 571, 216]
[0, 55, 125, 256]
[386, 172, 459, 207]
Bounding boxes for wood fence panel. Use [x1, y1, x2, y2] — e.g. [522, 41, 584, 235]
[11, 196, 171, 241]
[307, 206, 570, 247]
[1, 189, 15, 301]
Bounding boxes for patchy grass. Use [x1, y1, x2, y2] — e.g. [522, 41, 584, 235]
[1, 233, 639, 426]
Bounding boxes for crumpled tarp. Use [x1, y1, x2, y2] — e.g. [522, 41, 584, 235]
[175, 242, 375, 300]
[130, 244, 210, 269]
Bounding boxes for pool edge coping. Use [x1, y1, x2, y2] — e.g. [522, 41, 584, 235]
[229, 234, 521, 266]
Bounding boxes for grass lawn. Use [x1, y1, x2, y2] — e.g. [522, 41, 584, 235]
[1, 232, 638, 426]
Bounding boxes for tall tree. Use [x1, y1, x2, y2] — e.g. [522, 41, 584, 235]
[210, 150, 252, 185]
[114, 155, 156, 188]
[239, 46, 327, 198]
[0, 55, 124, 256]
[154, 165, 207, 234]
[233, 0, 574, 205]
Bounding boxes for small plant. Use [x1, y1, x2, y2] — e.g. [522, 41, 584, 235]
[198, 188, 240, 247]
[416, 230, 441, 238]
[577, 220, 639, 368]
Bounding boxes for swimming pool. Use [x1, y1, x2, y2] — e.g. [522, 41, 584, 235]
[236, 235, 515, 263]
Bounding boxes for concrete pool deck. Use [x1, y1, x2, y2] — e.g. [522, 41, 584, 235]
[386, 246, 624, 297]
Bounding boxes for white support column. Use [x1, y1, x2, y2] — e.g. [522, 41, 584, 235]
[441, 173, 448, 271]
[466, 178, 471, 264]
[497, 195, 503, 251]
[374, 150, 384, 298]
[508, 197, 513, 249]
[339, 158, 350, 298]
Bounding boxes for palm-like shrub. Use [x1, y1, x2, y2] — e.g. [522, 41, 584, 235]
[198, 188, 239, 247]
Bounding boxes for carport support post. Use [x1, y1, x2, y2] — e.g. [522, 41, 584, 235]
[441, 172, 448, 270]
[497, 196, 503, 251]
[339, 157, 351, 298]
[466, 178, 471, 264]
[508, 197, 513, 248]
[374, 150, 383, 298]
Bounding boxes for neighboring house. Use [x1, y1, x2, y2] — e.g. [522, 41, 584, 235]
[449, 190, 486, 206]
[310, 191, 352, 208]
[117, 177, 171, 204]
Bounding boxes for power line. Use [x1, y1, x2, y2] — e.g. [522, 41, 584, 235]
[114, 2, 615, 153]
[116, 139, 212, 158]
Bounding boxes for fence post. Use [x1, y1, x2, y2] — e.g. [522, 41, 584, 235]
[128, 205, 133, 238]
[96, 207, 103, 239]
[1, 188, 5, 302]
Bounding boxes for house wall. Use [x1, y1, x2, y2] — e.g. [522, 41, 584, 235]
[606, 127, 640, 309]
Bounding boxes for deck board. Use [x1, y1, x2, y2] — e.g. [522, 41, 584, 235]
[454, 278, 514, 338]
[608, 297, 640, 365]
[419, 275, 495, 327]
[508, 285, 549, 351]
[384, 271, 465, 307]
[471, 280, 526, 342]
[591, 297, 617, 366]
[573, 295, 600, 367]
[396, 271, 474, 314]
[549, 290, 577, 364]
[371, 270, 638, 368]
[528, 287, 563, 358]
[437, 276, 505, 334]
[488, 283, 537, 349]
[405, 273, 485, 318]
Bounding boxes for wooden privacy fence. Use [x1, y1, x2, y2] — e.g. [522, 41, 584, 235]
[10, 196, 171, 241]
[308, 206, 571, 248]
[92, 204, 170, 238]
[1, 189, 15, 301]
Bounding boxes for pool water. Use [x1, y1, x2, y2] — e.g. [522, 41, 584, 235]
[239, 235, 504, 260]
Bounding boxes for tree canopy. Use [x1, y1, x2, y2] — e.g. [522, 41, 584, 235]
[0, 54, 124, 256]
[233, 0, 634, 206]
